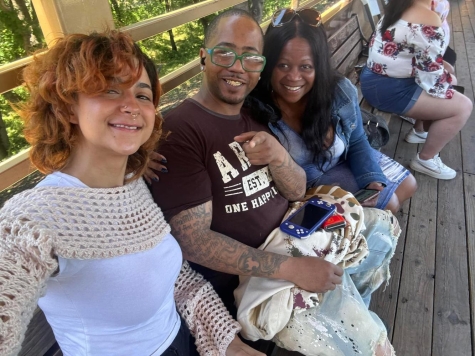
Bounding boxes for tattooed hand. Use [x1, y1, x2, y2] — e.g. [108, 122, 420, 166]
[234, 131, 305, 201]
[170, 201, 342, 293]
[282, 256, 343, 293]
[170, 201, 289, 277]
[234, 131, 286, 166]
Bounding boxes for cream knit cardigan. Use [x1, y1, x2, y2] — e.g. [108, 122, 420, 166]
[0, 178, 240, 356]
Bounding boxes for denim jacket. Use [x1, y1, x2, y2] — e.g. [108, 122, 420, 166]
[268, 77, 387, 189]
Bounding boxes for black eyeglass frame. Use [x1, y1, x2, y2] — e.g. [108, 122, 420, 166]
[205, 46, 266, 73]
[271, 8, 323, 28]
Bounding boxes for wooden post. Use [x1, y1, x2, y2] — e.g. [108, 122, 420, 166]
[32, 0, 115, 46]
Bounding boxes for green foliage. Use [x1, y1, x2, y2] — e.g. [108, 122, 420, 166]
[0, 0, 331, 163]
[262, 0, 292, 22]
[0, 87, 30, 161]
[0, 0, 45, 66]
[138, 20, 205, 76]
[2, 113, 28, 157]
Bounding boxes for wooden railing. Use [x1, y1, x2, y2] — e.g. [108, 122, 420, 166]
[0, 0, 373, 191]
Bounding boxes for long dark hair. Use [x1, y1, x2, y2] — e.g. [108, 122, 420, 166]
[248, 18, 341, 167]
[380, 0, 414, 34]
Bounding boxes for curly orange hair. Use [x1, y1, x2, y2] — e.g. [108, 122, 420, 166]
[20, 30, 162, 181]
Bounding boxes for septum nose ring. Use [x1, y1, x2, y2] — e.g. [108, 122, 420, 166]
[122, 105, 139, 120]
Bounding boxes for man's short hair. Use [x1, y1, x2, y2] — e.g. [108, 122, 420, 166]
[204, 8, 263, 47]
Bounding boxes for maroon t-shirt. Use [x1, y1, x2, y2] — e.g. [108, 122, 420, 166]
[151, 99, 289, 311]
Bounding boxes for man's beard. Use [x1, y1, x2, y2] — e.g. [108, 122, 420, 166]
[214, 88, 247, 106]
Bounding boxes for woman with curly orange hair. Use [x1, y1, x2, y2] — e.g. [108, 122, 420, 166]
[0, 31, 262, 356]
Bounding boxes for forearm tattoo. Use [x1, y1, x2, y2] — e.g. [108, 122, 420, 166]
[269, 153, 306, 202]
[170, 202, 289, 277]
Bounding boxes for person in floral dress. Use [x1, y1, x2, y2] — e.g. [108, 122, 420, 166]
[432, 0, 456, 71]
[360, 0, 472, 180]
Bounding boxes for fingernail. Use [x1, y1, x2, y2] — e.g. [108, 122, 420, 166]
[161, 168, 168, 173]
[153, 177, 159, 182]
[161, 158, 167, 163]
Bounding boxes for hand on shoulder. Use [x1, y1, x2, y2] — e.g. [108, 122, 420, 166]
[401, 2, 443, 27]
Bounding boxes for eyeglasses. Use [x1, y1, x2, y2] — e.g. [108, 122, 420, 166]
[271, 8, 322, 28]
[205, 47, 266, 72]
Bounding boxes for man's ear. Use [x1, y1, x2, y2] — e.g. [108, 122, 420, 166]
[199, 48, 207, 66]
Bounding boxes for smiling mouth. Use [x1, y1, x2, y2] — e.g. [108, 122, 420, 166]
[225, 79, 243, 87]
[284, 85, 302, 91]
[110, 124, 141, 130]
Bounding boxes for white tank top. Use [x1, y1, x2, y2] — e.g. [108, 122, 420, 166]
[36, 172, 182, 356]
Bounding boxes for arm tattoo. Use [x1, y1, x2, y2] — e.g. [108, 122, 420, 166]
[269, 152, 306, 202]
[170, 201, 289, 277]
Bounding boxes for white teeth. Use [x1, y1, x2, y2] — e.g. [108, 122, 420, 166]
[284, 85, 302, 91]
[111, 124, 139, 130]
[226, 79, 242, 86]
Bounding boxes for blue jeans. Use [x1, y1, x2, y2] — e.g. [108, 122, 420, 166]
[346, 208, 400, 307]
[360, 66, 423, 115]
[162, 317, 199, 356]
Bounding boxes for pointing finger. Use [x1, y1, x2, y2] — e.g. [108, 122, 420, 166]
[234, 131, 257, 143]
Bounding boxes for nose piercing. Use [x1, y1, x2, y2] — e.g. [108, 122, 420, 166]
[122, 105, 128, 109]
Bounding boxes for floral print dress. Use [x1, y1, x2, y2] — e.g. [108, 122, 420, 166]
[432, 0, 451, 44]
[367, 18, 454, 99]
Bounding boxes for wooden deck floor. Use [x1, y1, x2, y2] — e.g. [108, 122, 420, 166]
[368, 1, 475, 355]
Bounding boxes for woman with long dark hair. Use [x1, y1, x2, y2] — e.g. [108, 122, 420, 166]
[360, 0, 472, 179]
[247, 8, 417, 215]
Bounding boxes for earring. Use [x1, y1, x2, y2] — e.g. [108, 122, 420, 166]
[200, 66, 204, 71]
[258, 77, 261, 80]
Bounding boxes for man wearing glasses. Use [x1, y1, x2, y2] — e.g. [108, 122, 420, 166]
[151, 9, 343, 317]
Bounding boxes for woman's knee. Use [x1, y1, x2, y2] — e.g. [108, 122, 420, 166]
[397, 174, 417, 200]
[408, 91, 472, 123]
[449, 93, 473, 124]
[387, 174, 417, 213]
[384, 194, 400, 214]
[432, 94, 472, 130]
[458, 94, 473, 122]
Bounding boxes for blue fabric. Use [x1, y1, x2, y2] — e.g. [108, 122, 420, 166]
[315, 150, 410, 209]
[347, 208, 399, 307]
[360, 66, 423, 115]
[268, 77, 388, 191]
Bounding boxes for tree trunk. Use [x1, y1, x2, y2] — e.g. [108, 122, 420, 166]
[109, 0, 122, 24]
[12, 0, 32, 23]
[167, 30, 178, 51]
[3, 91, 22, 103]
[0, 111, 10, 161]
[189, 0, 209, 33]
[248, 0, 264, 23]
[164, 0, 177, 51]
[11, 0, 43, 53]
